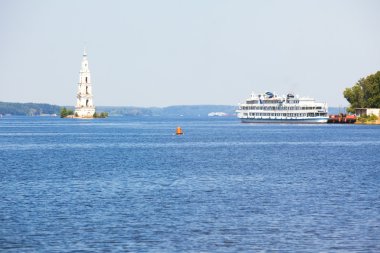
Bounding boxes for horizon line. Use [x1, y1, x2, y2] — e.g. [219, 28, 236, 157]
[0, 100, 350, 108]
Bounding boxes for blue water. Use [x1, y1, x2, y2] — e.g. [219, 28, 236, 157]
[0, 116, 379, 252]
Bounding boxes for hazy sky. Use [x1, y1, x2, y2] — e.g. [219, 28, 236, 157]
[1, 0, 379, 107]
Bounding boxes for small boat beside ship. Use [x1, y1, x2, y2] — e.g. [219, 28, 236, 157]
[237, 91, 329, 123]
[327, 114, 356, 123]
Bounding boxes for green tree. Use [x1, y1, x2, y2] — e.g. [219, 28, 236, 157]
[99, 112, 109, 118]
[60, 107, 68, 118]
[344, 71, 380, 113]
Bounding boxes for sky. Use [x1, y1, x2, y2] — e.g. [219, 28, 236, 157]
[1, 0, 380, 107]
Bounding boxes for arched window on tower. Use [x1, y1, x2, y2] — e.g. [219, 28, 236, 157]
[85, 77, 88, 83]
[86, 86, 88, 94]
[86, 100, 89, 106]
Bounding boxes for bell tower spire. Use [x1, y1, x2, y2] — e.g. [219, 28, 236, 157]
[74, 49, 95, 118]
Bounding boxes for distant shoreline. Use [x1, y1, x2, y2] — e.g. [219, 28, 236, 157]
[0, 101, 237, 117]
[1, 101, 348, 117]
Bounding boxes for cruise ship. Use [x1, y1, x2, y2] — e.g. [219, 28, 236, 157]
[237, 91, 328, 123]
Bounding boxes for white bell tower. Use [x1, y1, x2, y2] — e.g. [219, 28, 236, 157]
[75, 48, 95, 118]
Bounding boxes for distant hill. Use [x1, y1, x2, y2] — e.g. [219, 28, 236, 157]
[0, 102, 346, 117]
[0, 102, 60, 116]
[162, 105, 237, 117]
[98, 105, 345, 117]
[0, 102, 237, 117]
[96, 105, 238, 117]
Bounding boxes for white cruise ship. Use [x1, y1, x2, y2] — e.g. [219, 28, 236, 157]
[237, 91, 328, 123]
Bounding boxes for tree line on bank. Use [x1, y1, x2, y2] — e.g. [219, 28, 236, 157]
[0, 102, 237, 117]
[60, 107, 108, 118]
[0, 102, 60, 115]
[344, 71, 380, 113]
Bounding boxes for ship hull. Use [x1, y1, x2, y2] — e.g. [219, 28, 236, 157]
[240, 117, 328, 123]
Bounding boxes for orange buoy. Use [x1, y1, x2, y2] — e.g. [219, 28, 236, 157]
[176, 126, 183, 135]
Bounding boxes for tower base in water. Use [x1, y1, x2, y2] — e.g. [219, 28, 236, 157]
[74, 106, 96, 118]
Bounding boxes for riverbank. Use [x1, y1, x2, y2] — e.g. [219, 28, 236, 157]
[355, 120, 380, 125]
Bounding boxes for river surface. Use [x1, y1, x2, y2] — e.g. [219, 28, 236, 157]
[0, 116, 379, 252]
